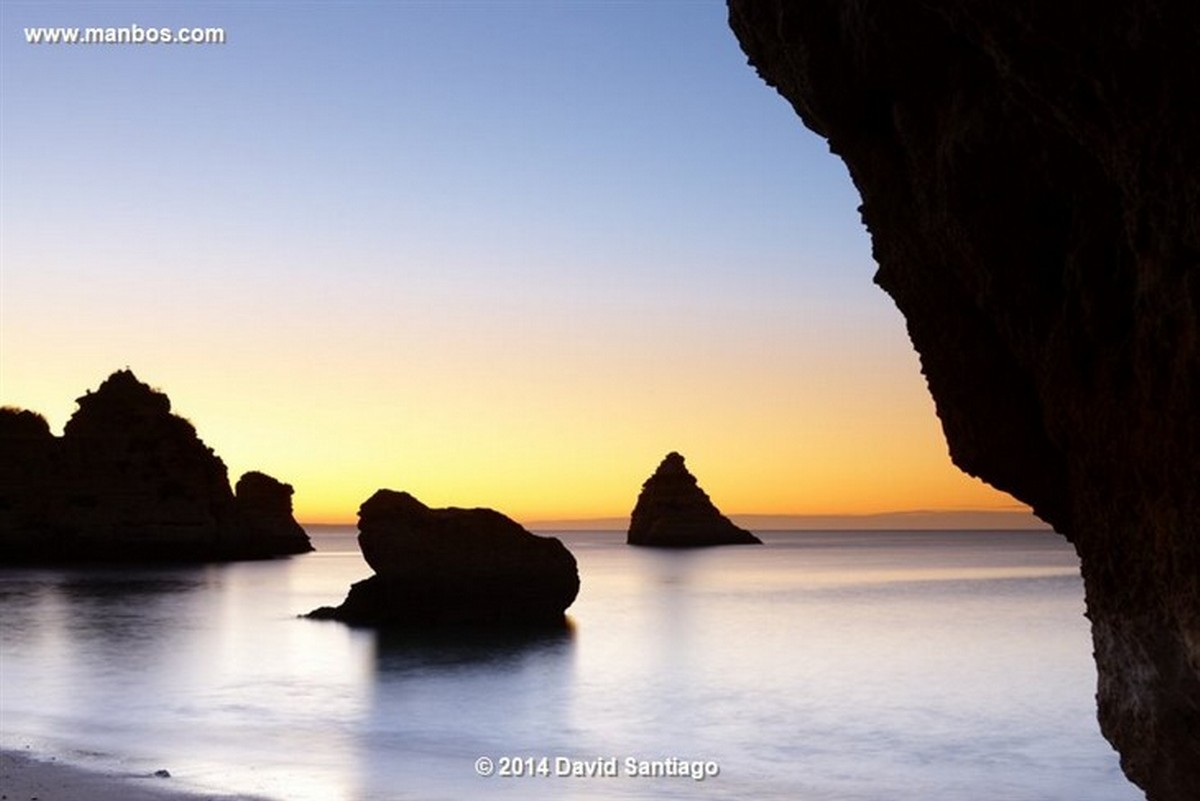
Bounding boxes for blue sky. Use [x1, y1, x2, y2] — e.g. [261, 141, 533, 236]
[0, 1, 1021, 522]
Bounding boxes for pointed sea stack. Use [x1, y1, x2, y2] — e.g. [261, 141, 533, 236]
[627, 452, 761, 547]
[0, 369, 312, 562]
[308, 490, 579, 627]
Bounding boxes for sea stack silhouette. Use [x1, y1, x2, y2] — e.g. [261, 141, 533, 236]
[308, 490, 579, 627]
[728, 2, 1199, 799]
[0, 369, 312, 562]
[627, 452, 761, 547]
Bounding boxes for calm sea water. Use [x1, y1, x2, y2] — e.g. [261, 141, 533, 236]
[0, 530, 1140, 801]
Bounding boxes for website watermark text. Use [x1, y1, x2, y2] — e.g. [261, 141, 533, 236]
[25, 24, 226, 46]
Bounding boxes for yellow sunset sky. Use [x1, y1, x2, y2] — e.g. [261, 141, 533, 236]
[0, 3, 1028, 526]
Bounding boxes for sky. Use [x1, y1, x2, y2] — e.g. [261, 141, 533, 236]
[0, 1, 1030, 525]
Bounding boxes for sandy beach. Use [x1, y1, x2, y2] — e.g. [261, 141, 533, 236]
[0, 749, 271, 801]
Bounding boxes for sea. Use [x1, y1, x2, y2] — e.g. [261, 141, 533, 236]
[0, 529, 1142, 801]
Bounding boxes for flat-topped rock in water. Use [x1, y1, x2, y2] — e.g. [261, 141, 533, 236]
[627, 452, 761, 547]
[0, 369, 312, 563]
[308, 490, 579, 627]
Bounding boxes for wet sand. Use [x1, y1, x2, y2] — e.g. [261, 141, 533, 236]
[0, 750, 272, 801]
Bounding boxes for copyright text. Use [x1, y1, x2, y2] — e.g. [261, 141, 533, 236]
[474, 755, 721, 781]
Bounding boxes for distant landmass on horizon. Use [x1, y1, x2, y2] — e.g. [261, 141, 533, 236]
[523, 508, 1051, 532]
[300, 508, 1051, 532]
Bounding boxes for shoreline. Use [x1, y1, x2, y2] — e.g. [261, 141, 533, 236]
[0, 748, 275, 801]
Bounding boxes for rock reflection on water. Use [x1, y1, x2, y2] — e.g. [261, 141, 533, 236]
[0, 566, 213, 616]
[368, 619, 576, 674]
[0, 561, 368, 801]
[357, 618, 577, 801]
[0, 567, 213, 669]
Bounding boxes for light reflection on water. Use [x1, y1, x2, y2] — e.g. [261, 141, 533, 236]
[0, 531, 1140, 801]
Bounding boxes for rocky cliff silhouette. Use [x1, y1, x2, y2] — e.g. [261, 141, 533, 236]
[727, 2, 1199, 798]
[0, 369, 312, 562]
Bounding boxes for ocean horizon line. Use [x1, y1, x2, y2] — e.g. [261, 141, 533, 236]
[300, 508, 1051, 532]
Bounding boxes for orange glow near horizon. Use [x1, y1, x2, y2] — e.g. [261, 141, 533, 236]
[1, 318, 1024, 528]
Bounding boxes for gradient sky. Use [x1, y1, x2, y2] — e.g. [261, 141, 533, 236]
[0, 1, 1026, 524]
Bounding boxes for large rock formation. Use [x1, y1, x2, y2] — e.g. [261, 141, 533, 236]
[233, 471, 313, 557]
[627, 452, 762, 547]
[0, 408, 58, 556]
[0, 369, 312, 562]
[309, 490, 579, 627]
[727, 3, 1198, 799]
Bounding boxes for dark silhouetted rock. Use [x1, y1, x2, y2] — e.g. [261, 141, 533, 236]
[627, 452, 761, 547]
[0, 369, 312, 563]
[728, 2, 1199, 798]
[0, 407, 58, 554]
[234, 471, 313, 557]
[308, 490, 579, 627]
[0, 407, 53, 440]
